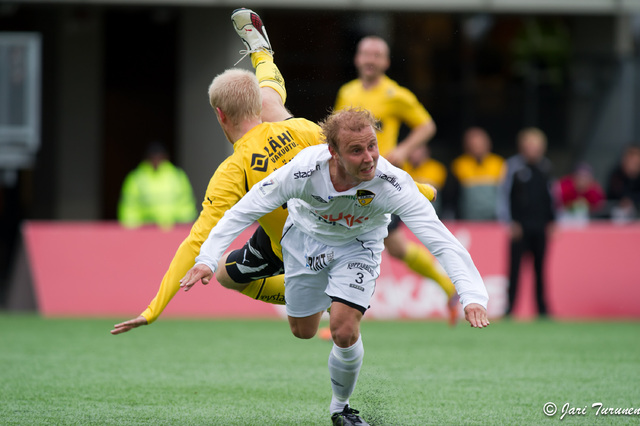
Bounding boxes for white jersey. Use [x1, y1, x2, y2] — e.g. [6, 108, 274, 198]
[197, 144, 489, 308]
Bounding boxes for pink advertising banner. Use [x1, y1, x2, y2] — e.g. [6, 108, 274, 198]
[22, 221, 640, 320]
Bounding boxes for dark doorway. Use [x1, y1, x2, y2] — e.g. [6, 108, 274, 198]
[102, 8, 178, 220]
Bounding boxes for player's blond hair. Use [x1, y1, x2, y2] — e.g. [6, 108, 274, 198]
[208, 69, 262, 125]
[320, 107, 380, 153]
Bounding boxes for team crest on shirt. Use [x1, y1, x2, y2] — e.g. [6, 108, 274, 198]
[356, 189, 375, 206]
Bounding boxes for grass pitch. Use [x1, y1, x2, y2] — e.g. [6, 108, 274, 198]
[1, 315, 639, 425]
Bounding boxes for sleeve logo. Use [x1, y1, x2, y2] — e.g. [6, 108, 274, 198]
[258, 179, 278, 196]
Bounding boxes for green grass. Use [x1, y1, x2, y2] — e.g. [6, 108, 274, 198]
[0, 315, 639, 425]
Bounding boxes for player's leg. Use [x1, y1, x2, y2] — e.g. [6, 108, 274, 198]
[287, 312, 325, 339]
[323, 239, 378, 426]
[231, 8, 290, 122]
[280, 223, 333, 338]
[215, 225, 286, 305]
[327, 302, 365, 420]
[506, 233, 525, 316]
[531, 229, 548, 317]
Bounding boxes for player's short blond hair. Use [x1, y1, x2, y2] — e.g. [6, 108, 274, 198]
[320, 107, 380, 153]
[208, 68, 262, 125]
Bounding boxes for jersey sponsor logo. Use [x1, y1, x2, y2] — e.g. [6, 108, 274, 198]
[377, 173, 402, 191]
[306, 251, 334, 271]
[251, 153, 269, 172]
[258, 179, 278, 196]
[264, 131, 299, 164]
[349, 283, 365, 292]
[294, 165, 320, 179]
[311, 194, 328, 203]
[356, 189, 375, 206]
[258, 292, 285, 304]
[317, 212, 370, 227]
[347, 262, 375, 277]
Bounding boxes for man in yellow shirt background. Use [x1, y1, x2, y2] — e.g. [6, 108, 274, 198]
[450, 127, 506, 220]
[335, 35, 459, 324]
[402, 144, 448, 213]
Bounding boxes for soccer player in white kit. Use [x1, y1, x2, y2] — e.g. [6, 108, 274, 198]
[181, 107, 490, 426]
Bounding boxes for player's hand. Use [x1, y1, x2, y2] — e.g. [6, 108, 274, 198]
[179, 264, 213, 292]
[427, 184, 437, 201]
[110, 315, 147, 335]
[464, 303, 490, 328]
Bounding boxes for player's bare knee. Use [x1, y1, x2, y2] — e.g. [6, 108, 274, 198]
[331, 323, 359, 348]
[289, 323, 317, 340]
[214, 255, 248, 291]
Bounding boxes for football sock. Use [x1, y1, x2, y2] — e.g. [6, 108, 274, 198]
[240, 275, 286, 305]
[404, 242, 456, 298]
[251, 50, 287, 104]
[328, 335, 364, 414]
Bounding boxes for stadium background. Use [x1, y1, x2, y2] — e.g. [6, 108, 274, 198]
[1, 1, 640, 319]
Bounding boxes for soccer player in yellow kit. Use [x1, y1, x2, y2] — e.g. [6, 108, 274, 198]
[110, 10, 318, 334]
[111, 9, 438, 335]
[335, 36, 459, 324]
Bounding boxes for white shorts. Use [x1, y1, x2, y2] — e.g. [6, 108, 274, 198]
[281, 223, 383, 318]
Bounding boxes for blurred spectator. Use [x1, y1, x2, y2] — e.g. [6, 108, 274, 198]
[401, 144, 447, 213]
[118, 142, 197, 230]
[448, 127, 505, 220]
[606, 145, 640, 222]
[554, 162, 605, 222]
[498, 127, 555, 318]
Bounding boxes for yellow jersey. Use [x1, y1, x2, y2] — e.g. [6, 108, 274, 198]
[402, 158, 447, 190]
[141, 118, 321, 323]
[335, 75, 432, 156]
[451, 153, 505, 186]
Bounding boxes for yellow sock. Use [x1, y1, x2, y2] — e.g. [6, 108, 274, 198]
[403, 242, 456, 298]
[252, 50, 287, 104]
[240, 275, 286, 305]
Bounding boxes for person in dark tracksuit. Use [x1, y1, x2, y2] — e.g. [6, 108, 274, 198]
[497, 127, 555, 317]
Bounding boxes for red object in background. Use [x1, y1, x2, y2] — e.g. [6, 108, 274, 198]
[21, 221, 640, 319]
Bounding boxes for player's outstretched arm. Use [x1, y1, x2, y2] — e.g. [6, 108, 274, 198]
[464, 303, 490, 328]
[110, 315, 148, 335]
[179, 264, 214, 292]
